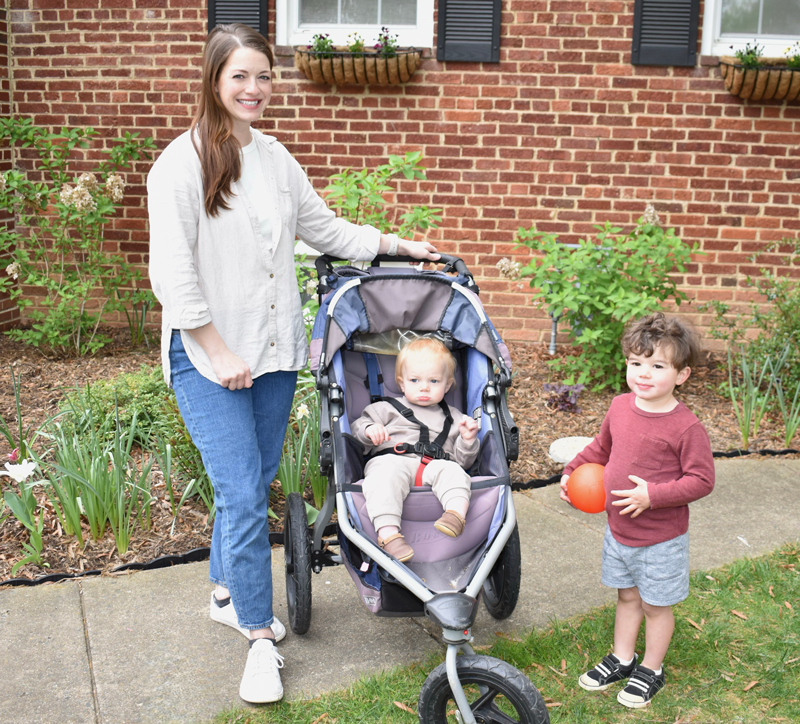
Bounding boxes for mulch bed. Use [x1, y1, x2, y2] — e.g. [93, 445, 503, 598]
[0, 332, 795, 583]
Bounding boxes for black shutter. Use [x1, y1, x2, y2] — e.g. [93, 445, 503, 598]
[631, 0, 699, 66]
[208, 0, 269, 39]
[437, 0, 501, 63]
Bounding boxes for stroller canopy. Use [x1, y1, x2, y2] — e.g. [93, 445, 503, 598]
[310, 269, 513, 375]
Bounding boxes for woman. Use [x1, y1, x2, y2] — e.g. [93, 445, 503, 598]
[147, 23, 438, 704]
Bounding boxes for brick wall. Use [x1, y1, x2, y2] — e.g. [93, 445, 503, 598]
[0, 0, 20, 330]
[7, 0, 800, 348]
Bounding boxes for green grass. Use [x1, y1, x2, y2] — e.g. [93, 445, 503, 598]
[214, 543, 800, 724]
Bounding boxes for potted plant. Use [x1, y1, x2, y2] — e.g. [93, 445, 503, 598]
[294, 27, 422, 86]
[719, 41, 800, 101]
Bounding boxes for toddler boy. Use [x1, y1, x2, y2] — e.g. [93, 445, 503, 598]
[561, 312, 715, 708]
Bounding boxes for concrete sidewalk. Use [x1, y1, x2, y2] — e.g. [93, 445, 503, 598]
[1, 457, 799, 724]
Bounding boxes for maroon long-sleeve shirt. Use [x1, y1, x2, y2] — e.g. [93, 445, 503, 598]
[563, 393, 715, 547]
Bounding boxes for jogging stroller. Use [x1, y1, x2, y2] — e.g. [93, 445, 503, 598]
[283, 254, 550, 724]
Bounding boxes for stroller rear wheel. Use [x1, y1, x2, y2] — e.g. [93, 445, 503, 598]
[482, 523, 521, 620]
[417, 654, 549, 724]
[284, 492, 312, 634]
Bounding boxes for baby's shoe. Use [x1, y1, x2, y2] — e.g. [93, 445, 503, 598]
[434, 510, 466, 537]
[379, 532, 414, 562]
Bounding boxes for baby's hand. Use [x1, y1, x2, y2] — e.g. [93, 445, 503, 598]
[559, 473, 574, 507]
[458, 416, 478, 441]
[365, 424, 391, 446]
[610, 475, 651, 518]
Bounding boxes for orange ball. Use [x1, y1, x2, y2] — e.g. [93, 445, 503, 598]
[567, 463, 606, 514]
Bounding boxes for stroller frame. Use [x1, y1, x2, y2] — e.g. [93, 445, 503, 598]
[284, 254, 549, 724]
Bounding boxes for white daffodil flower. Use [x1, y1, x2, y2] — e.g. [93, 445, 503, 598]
[3, 459, 37, 483]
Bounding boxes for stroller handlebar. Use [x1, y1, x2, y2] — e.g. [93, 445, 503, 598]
[314, 253, 480, 293]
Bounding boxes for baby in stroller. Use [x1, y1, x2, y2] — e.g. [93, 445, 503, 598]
[352, 337, 480, 562]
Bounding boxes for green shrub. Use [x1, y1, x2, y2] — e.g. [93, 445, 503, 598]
[0, 118, 156, 356]
[59, 365, 208, 492]
[702, 238, 800, 393]
[516, 207, 699, 391]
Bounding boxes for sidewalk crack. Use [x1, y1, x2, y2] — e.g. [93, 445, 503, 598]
[78, 581, 101, 724]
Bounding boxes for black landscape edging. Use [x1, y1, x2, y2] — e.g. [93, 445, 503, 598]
[2, 448, 798, 588]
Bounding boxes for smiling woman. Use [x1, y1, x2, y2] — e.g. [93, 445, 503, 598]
[146, 21, 439, 709]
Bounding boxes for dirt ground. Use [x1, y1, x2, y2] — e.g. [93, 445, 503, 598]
[0, 332, 795, 582]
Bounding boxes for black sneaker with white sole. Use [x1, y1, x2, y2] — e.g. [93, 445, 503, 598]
[578, 653, 638, 691]
[617, 664, 666, 708]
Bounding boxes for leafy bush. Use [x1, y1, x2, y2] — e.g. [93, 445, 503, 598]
[516, 206, 698, 391]
[702, 237, 800, 447]
[0, 118, 156, 356]
[60, 365, 171, 443]
[58, 365, 209, 500]
[324, 151, 441, 239]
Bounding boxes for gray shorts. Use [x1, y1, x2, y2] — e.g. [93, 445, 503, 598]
[601, 526, 690, 607]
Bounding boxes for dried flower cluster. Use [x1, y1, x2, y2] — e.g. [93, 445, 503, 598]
[106, 174, 125, 203]
[496, 257, 522, 280]
[58, 172, 125, 210]
[642, 203, 661, 226]
[5, 262, 21, 280]
[0, 173, 6, 195]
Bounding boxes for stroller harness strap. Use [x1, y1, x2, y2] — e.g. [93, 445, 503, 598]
[370, 397, 454, 486]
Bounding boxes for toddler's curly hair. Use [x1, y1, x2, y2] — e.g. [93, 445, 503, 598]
[622, 312, 700, 371]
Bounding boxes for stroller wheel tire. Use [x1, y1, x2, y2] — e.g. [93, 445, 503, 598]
[482, 522, 521, 620]
[284, 492, 312, 634]
[418, 654, 549, 724]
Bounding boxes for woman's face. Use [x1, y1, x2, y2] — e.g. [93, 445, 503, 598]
[215, 47, 272, 136]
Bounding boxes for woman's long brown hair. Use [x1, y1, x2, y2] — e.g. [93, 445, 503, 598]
[191, 24, 274, 217]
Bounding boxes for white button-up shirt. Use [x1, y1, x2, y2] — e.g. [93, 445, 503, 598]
[147, 128, 381, 385]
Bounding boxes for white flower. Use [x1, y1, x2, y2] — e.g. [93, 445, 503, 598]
[5, 262, 21, 280]
[642, 203, 661, 226]
[72, 185, 96, 212]
[77, 172, 98, 192]
[0, 173, 6, 194]
[106, 174, 125, 203]
[305, 279, 316, 296]
[496, 257, 522, 280]
[3, 459, 37, 483]
[296, 403, 310, 419]
[59, 185, 75, 205]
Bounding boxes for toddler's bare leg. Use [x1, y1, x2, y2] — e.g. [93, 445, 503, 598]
[640, 602, 674, 671]
[614, 587, 645, 661]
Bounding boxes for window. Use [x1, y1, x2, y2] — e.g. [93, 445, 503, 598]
[701, 0, 800, 58]
[276, 0, 434, 48]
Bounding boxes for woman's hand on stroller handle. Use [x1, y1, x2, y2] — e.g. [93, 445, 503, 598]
[379, 234, 440, 262]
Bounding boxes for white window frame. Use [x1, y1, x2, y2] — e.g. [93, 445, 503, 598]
[276, 0, 434, 49]
[701, 0, 800, 58]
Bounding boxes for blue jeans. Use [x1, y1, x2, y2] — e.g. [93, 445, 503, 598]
[169, 331, 297, 629]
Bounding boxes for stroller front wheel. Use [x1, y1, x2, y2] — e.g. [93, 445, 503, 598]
[417, 654, 549, 724]
[284, 492, 312, 634]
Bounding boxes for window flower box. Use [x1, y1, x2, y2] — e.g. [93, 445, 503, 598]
[293, 47, 422, 86]
[718, 56, 800, 101]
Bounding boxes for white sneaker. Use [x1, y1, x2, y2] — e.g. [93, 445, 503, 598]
[209, 592, 287, 642]
[239, 638, 285, 703]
